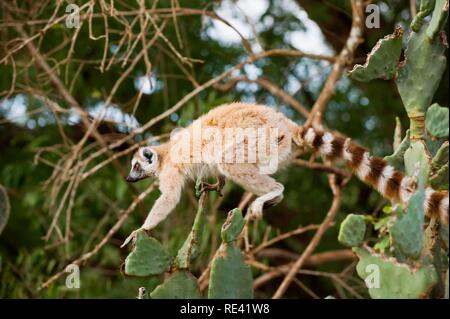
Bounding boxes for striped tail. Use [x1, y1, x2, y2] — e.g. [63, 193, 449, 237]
[298, 127, 449, 225]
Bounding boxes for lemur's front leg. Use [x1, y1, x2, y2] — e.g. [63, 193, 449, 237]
[121, 167, 185, 247]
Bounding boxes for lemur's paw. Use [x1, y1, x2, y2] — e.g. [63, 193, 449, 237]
[197, 177, 226, 196]
[247, 202, 263, 220]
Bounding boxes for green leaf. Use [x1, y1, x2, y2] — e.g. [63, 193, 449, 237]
[338, 214, 366, 247]
[354, 247, 438, 298]
[349, 27, 403, 82]
[426, 103, 449, 138]
[150, 271, 201, 299]
[208, 245, 254, 299]
[374, 236, 390, 253]
[124, 230, 171, 277]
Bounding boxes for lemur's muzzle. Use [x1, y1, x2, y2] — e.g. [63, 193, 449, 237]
[126, 175, 138, 183]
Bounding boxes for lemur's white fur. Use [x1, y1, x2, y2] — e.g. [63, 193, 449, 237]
[123, 102, 448, 246]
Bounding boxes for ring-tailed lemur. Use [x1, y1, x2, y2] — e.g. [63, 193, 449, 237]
[123, 102, 448, 246]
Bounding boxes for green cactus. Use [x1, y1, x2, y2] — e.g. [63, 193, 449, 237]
[208, 209, 254, 299]
[431, 141, 449, 170]
[349, 26, 403, 82]
[426, 103, 449, 138]
[175, 191, 207, 269]
[396, 24, 447, 140]
[0, 185, 10, 236]
[384, 130, 410, 170]
[338, 214, 366, 247]
[430, 163, 449, 190]
[390, 172, 426, 260]
[411, 0, 435, 31]
[124, 230, 171, 277]
[354, 247, 438, 299]
[150, 270, 201, 299]
[221, 208, 246, 243]
[404, 141, 431, 179]
[427, 0, 448, 39]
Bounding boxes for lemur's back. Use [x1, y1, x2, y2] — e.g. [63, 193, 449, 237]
[197, 102, 297, 132]
[168, 103, 298, 175]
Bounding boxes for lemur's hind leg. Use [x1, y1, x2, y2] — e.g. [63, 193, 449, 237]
[218, 163, 284, 219]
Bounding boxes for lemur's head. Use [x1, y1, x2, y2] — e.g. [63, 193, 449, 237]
[126, 146, 159, 183]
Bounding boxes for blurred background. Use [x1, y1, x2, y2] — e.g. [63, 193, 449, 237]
[0, 0, 448, 298]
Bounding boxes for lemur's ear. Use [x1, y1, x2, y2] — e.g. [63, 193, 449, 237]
[143, 148, 154, 162]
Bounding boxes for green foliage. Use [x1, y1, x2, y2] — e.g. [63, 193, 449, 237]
[208, 209, 253, 299]
[124, 230, 171, 277]
[338, 214, 366, 247]
[0, 185, 10, 235]
[149, 271, 201, 299]
[426, 103, 449, 138]
[349, 27, 403, 82]
[354, 247, 438, 299]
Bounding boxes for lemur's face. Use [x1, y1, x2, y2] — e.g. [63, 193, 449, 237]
[126, 147, 159, 183]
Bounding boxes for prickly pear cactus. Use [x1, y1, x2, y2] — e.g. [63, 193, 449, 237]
[349, 26, 403, 82]
[354, 247, 438, 299]
[175, 190, 207, 269]
[395, 21, 447, 140]
[150, 270, 201, 299]
[385, 130, 410, 170]
[124, 230, 171, 276]
[0, 185, 10, 236]
[344, 0, 448, 299]
[426, 103, 449, 138]
[208, 209, 254, 299]
[338, 214, 366, 247]
[390, 177, 425, 260]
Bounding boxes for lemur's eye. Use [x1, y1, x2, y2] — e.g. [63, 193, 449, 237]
[134, 163, 141, 171]
[143, 149, 153, 163]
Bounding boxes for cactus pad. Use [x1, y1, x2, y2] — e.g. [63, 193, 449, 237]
[124, 230, 171, 276]
[338, 214, 366, 247]
[221, 208, 245, 243]
[354, 247, 438, 298]
[426, 103, 449, 138]
[208, 245, 254, 299]
[349, 27, 403, 82]
[390, 178, 425, 259]
[150, 270, 201, 299]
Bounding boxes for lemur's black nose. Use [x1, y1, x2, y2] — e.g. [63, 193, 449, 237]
[126, 175, 137, 183]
